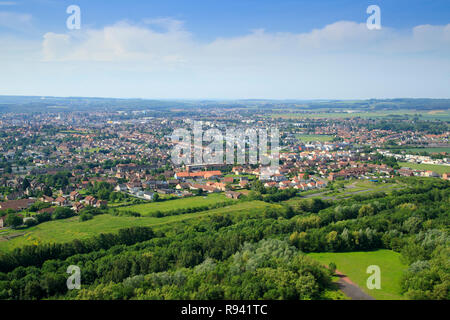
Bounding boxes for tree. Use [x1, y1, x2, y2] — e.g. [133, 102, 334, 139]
[358, 204, 375, 218]
[43, 186, 52, 197]
[22, 178, 30, 191]
[53, 207, 74, 220]
[328, 262, 337, 275]
[6, 213, 23, 228]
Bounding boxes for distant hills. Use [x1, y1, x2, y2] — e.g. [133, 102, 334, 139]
[0, 96, 449, 113]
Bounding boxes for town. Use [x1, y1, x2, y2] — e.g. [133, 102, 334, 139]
[0, 101, 448, 228]
[0, 98, 449, 302]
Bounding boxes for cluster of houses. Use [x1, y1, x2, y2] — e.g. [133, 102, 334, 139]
[0, 190, 108, 228]
[398, 168, 449, 179]
[379, 149, 449, 167]
[38, 191, 107, 213]
[0, 198, 37, 228]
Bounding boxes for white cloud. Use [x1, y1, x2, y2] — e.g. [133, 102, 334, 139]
[42, 20, 192, 67]
[1, 18, 449, 99]
[41, 20, 450, 63]
[0, 11, 31, 31]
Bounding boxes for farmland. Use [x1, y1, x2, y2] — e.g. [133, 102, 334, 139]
[398, 162, 450, 174]
[270, 109, 450, 121]
[401, 147, 450, 154]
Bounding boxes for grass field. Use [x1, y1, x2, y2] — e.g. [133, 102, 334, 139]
[296, 134, 334, 142]
[0, 201, 272, 252]
[115, 193, 233, 216]
[402, 147, 450, 154]
[270, 109, 450, 121]
[307, 250, 407, 300]
[272, 110, 423, 119]
[398, 162, 449, 174]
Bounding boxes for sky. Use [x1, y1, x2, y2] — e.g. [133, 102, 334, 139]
[0, 0, 449, 99]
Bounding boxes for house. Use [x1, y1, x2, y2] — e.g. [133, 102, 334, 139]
[316, 181, 327, 188]
[232, 166, 244, 175]
[115, 184, 128, 192]
[239, 180, 248, 188]
[278, 180, 291, 188]
[84, 196, 97, 206]
[95, 200, 108, 208]
[174, 171, 222, 180]
[69, 191, 81, 201]
[190, 184, 220, 193]
[0, 199, 36, 211]
[38, 207, 55, 215]
[176, 183, 191, 190]
[54, 196, 69, 207]
[225, 191, 242, 200]
[156, 188, 174, 195]
[264, 181, 277, 188]
[424, 170, 440, 178]
[72, 202, 85, 213]
[398, 168, 415, 177]
[223, 177, 234, 184]
[0, 215, 6, 228]
[5, 191, 24, 201]
[442, 173, 450, 181]
[142, 191, 155, 201]
[272, 174, 286, 182]
[207, 182, 227, 191]
[126, 181, 142, 190]
[40, 195, 54, 203]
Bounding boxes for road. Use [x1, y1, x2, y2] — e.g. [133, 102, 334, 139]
[334, 270, 375, 300]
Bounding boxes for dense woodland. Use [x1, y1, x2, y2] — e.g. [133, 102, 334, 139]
[0, 178, 448, 300]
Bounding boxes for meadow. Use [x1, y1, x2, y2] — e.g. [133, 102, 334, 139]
[402, 147, 450, 154]
[0, 200, 272, 252]
[307, 250, 407, 300]
[296, 134, 334, 142]
[115, 193, 233, 216]
[398, 162, 449, 174]
[270, 109, 450, 120]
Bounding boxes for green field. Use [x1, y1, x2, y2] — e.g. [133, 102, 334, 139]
[398, 162, 449, 174]
[115, 193, 233, 216]
[296, 134, 334, 142]
[0, 201, 272, 252]
[308, 250, 407, 300]
[270, 109, 450, 121]
[402, 147, 450, 154]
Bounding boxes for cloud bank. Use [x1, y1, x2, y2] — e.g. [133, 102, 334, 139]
[1, 18, 449, 99]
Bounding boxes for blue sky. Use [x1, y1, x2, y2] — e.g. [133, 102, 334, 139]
[0, 0, 449, 99]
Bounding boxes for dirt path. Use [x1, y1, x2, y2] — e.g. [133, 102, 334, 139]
[334, 270, 375, 300]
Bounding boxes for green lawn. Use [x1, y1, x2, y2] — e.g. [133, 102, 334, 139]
[115, 193, 233, 216]
[307, 250, 407, 300]
[402, 147, 450, 154]
[0, 201, 272, 252]
[296, 134, 334, 142]
[398, 162, 449, 174]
